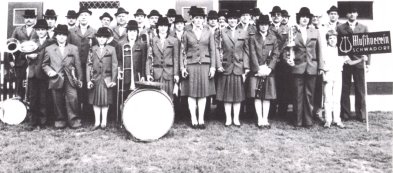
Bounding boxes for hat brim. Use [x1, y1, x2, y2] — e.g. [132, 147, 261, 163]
[33, 25, 48, 29]
[23, 15, 37, 18]
[115, 12, 129, 16]
[99, 16, 113, 21]
[134, 13, 146, 16]
[95, 33, 111, 38]
[296, 13, 313, 18]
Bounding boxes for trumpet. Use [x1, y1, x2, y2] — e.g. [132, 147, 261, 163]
[286, 26, 296, 66]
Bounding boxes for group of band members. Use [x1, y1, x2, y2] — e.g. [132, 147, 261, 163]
[6, 4, 369, 130]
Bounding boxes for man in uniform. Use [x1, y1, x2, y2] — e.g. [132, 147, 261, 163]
[112, 7, 129, 44]
[66, 10, 78, 29]
[43, 9, 58, 39]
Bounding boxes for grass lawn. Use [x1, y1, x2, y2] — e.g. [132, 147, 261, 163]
[0, 112, 391, 172]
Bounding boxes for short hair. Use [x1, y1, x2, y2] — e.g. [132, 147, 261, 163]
[296, 15, 312, 25]
[325, 29, 338, 40]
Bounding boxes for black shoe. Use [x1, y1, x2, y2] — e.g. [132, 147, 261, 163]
[91, 125, 100, 131]
[191, 124, 198, 129]
[264, 125, 271, 129]
[224, 124, 231, 127]
[198, 124, 206, 129]
[257, 124, 263, 129]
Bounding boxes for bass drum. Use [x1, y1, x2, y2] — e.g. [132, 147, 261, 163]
[0, 98, 27, 125]
[122, 88, 174, 142]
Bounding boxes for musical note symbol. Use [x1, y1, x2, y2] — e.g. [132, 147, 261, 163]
[339, 36, 352, 53]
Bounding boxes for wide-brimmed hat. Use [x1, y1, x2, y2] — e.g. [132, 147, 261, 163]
[256, 15, 271, 25]
[174, 15, 186, 23]
[33, 19, 48, 29]
[115, 7, 129, 16]
[23, 10, 36, 18]
[125, 20, 138, 31]
[188, 6, 198, 15]
[54, 24, 68, 35]
[252, 8, 262, 16]
[66, 10, 78, 18]
[166, 9, 177, 17]
[207, 10, 218, 20]
[77, 6, 92, 16]
[190, 8, 206, 17]
[156, 17, 170, 27]
[270, 6, 282, 15]
[218, 10, 228, 18]
[226, 10, 239, 19]
[296, 7, 313, 18]
[147, 10, 161, 18]
[346, 6, 358, 13]
[44, 9, 57, 18]
[134, 9, 146, 16]
[281, 10, 290, 17]
[327, 5, 339, 14]
[95, 27, 112, 38]
[99, 12, 113, 21]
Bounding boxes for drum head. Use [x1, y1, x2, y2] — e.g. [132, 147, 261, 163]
[0, 99, 27, 125]
[123, 89, 174, 141]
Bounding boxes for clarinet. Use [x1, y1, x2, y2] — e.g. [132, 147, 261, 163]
[255, 51, 272, 99]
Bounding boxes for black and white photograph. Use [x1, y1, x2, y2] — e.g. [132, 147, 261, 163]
[0, 0, 392, 172]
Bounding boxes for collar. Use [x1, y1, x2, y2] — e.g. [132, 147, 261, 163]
[347, 21, 357, 26]
[56, 42, 68, 47]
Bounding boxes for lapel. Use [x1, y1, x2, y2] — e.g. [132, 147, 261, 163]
[295, 28, 305, 47]
[75, 25, 92, 38]
[21, 26, 29, 39]
[200, 28, 210, 41]
[353, 23, 362, 33]
[155, 37, 164, 54]
[305, 28, 313, 45]
[225, 28, 235, 45]
[256, 33, 264, 48]
[344, 22, 353, 34]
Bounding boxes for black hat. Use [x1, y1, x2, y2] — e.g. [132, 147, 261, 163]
[99, 12, 113, 21]
[190, 8, 206, 17]
[218, 10, 228, 18]
[77, 6, 92, 16]
[188, 6, 198, 15]
[281, 10, 290, 17]
[207, 10, 218, 20]
[95, 27, 112, 38]
[54, 24, 68, 35]
[166, 9, 177, 17]
[226, 10, 239, 19]
[240, 9, 253, 15]
[134, 9, 146, 16]
[147, 10, 161, 18]
[347, 6, 358, 13]
[115, 7, 129, 16]
[33, 19, 48, 29]
[44, 9, 57, 18]
[256, 15, 271, 25]
[23, 10, 36, 18]
[327, 6, 339, 14]
[174, 15, 186, 23]
[66, 10, 78, 18]
[156, 17, 170, 27]
[270, 6, 282, 15]
[252, 8, 262, 16]
[126, 20, 138, 31]
[296, 7, 313, 18]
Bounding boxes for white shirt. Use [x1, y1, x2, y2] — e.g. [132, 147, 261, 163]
[175, 31, 183, 40]
[348, 21, 357, 31]
[272, 23, 280, 30]
[80, 25, 88, 35]
[26, 26, 33, 37]
[118, 25, 126, 35]
[260, 31, 267, 41]
[58, 43, 66, 56]
[48, 28, 54, 38]
[299, 26, 308, 44]
[193, 26, 203, 40]
[39, 38, 46, 45]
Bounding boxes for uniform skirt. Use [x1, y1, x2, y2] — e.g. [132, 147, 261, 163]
[216, 73, 245, 102]
[181, 64, 216, 98]
[156, 77, 174, 100]
[247, 75, 277, 100]
[88, 78, 114, 106]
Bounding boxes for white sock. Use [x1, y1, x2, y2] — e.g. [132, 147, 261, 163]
[101, 106, 109, 127]
[233, 103, 241, 125]
[197, 98, 206, 124]
[255, 99, 263, 125]
[93, 106, 101, 126]
[188, 97, 198, 125]
[224, 103, 232, 125]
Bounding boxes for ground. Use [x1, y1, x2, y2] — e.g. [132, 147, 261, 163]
[0, 112, 392, 172]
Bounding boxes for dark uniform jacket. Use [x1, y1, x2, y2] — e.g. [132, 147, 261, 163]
[86, 45, 118, 84]
[10, 25, 38, 67]
[68, 25, 97, 64]
[269, 24, 290, 53]
[336, 22, 370, 68]
[146, 35, 179, 80]
[249, 31, 279, 73]
[180, 26, 216, 69]
[217, 26, 249, 75]
[27, 38, 55, 79]
[42, 43, 82, 89]
[117, 39, 147, 85]
[285, 27, 325, 75]
[112, 25, 128, 44]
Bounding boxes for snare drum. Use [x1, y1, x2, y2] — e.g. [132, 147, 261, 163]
[122, 88, 174, 141]
[0, 98, 27, 125]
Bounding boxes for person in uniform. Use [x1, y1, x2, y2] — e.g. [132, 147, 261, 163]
[66, 10, 78, 29]
[134, 9, 147, 35]
[42, 24, 83, 129]
[8, 10, 38, 99]
[217, 10, 228, 30]
[43, 9, 57, 40]
[112, 7, 129, 44]
[337, 6, 370, 122]
[326, 6, 341, 31]
[87, 27, 118, 130]
[166, 9, 177, 33]
[180, 8, 216, 129]
[216, 10, 249, 127]
[281, 10, 290, 26]
[284, 7, 325, 128]
[146, 17, 179, 100]
[247, 15, 279, 129]
[25, 19, 54, 129]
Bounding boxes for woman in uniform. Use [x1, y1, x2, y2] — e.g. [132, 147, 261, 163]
[180, 8, 216, 129]
[87, 27, 118, 130]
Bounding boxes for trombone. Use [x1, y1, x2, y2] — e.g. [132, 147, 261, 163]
[116, 43, 135, 124]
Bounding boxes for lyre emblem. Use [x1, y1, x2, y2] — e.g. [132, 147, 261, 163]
[339, 36, 352, 53]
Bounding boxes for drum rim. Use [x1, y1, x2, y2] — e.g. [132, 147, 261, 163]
[122, 88, 174, 142]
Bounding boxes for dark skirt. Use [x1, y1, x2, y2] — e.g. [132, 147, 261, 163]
[247, 76, 277, 100]
[88, 78, 113, 106]
[157, 77, 174, 100]
[181, 64, 216, 97]
[216, 74, 245, 102]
